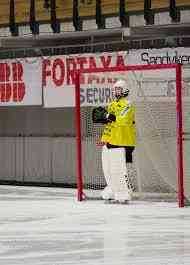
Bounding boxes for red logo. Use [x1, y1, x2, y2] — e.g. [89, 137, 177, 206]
[0, 62, 25, 102]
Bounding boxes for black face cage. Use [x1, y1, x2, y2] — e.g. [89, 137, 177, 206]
[123, 91, 129, 97]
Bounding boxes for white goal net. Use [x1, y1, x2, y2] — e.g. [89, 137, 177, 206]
[75, 64, 190, 207]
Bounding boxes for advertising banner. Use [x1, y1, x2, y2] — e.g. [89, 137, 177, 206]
[0, 58, 42, 106]
[1, 47, 190, 107]
[42, 52, 129, 107]
[43, 48, 190, 107]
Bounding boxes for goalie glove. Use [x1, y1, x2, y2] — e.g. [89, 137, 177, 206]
[92, 106, 108, 124]
[92, 107, 116, 124]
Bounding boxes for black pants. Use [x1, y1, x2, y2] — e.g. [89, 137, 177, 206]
[106, 143, 135, 163]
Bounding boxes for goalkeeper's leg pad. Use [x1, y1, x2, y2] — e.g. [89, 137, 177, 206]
[114, 191, 132, 202]
[101, 186, 114, 200]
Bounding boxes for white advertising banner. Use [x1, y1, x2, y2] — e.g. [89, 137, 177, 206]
[43, 48, 190, 107]
[0, 58, 42, 106]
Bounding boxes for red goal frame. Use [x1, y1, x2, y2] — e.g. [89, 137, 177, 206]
[75, 63, 184, 207]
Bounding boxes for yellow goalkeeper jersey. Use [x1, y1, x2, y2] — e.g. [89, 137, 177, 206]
[101, 97, 136, 146]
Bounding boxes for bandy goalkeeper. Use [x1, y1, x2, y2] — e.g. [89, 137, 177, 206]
[92, 79, 136, 203]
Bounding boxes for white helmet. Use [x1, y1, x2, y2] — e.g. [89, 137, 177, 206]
[112, 79, 129, 99]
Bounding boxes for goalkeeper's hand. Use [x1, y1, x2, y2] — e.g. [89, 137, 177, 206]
[106, 113, 116, 122]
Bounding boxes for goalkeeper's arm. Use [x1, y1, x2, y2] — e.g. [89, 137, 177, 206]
[92, 106, 116, 124]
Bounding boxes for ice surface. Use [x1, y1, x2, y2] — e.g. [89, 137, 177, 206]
[0, 185, 189, 265]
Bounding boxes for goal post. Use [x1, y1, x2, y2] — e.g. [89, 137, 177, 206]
[75, 63, 187, 207]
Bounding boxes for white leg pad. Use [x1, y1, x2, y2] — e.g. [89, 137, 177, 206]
[101, 145, 114, 199]
[102, 146, 134, 201]
[101, 186, 114, 200]
[114, 191, 132, 201]
[102, 145, 112, 186]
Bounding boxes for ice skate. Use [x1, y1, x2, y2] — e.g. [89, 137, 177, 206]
[104, 198, 115, 204]
[104, 199, 129, 204]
